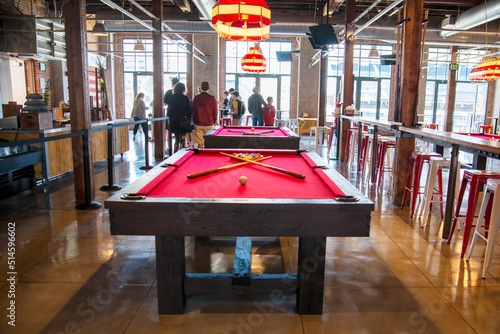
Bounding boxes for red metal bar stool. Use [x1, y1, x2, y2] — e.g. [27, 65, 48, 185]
[447, 170, 500, 257]
[479, 125, 492, 134]
[376, 139, 396, 189]
[466, 179, 500, 278]
[400, 151, 442, 217]
[245, 114, 252, 126]
[221, 117, 232, 126]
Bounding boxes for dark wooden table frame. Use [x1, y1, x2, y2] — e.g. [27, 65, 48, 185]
[400, 127, 500, 239]
[105, 149, 373, 315]
[203, 125, 300, 150]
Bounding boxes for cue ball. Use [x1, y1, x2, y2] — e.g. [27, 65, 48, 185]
[239, 176, 247, 185]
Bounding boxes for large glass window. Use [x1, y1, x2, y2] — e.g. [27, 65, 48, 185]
[225, 40, 292, 113]
[327, 44, 393, 122]
[423, 47, 488, 131]
[122, 38, 188, 118]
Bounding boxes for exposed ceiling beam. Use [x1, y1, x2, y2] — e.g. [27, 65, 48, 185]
[323, 0, 344, 16]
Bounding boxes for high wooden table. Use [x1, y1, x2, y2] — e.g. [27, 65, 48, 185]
[400, 127, 500, 239]
[105, 148, 373, 314]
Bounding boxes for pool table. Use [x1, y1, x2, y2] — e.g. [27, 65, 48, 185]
[453, 132, 500, 169]
[204, 125, 300, 149]
[105, 148, 373, 314]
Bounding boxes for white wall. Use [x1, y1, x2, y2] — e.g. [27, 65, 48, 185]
[0, 57, 13, 105]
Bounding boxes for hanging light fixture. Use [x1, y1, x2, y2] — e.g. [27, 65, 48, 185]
[134, 38, 145, 51]
[92, 21, 108, 36]
[212, 0, 271, 41]
[368, 45, 379, 58]
[241, 45, 266, 73]
[468, 1, 500, 81]
[469, 58, 500, 81]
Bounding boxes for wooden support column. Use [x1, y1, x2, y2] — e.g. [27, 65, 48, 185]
[339, 0, 355, 162]
[64, 0, 96, 207]
[318, 54, 327, 127]
[152, 0, 165, 159]
[444, 46, 458, 132]
[186, 35, 194, 100]
[393, 0, 423, 205]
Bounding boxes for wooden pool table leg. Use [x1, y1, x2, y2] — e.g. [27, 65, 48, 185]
[296, 236, 326, 314]
[155, 236, 186, 314]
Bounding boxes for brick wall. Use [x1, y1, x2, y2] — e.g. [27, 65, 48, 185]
[0, 0, 48, 16]
[33, 60, 54, 108]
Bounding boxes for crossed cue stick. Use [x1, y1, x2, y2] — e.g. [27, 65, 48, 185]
[227, 129, 274, 135]
[187, 153, 305, 179]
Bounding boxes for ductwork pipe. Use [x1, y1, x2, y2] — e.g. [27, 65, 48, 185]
[439, 0, 500, 38]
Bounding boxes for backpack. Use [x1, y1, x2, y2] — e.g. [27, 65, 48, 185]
[238, 101, 246, 117]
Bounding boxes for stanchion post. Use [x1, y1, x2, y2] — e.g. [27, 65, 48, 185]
[140, 119, 153, 170]
[101, 125, 122, 191]
[76, 129, 102, 210]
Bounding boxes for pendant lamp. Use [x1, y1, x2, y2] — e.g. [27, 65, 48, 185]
[469, 58, 500, 81]
[212, 0, 271, 41]
[241, 46, 266, 73]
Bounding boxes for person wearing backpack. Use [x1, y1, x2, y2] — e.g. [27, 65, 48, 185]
[229, 91, 245, 125]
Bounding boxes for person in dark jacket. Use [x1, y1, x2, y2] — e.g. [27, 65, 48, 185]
[167, 82, 192, 152]
[163, 77, 180, 105]
[247, 87, 269, 126]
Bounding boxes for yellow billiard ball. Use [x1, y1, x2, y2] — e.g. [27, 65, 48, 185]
[251, 127, 254, 130]
[467, 133, 471, 136]
[239, 176, 248, 185]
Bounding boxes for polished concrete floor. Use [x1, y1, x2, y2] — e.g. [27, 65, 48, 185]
[0, 133, 499, 333]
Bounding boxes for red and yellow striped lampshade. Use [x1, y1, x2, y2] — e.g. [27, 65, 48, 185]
[469, 58, 500, 81]
[212, 0, 271, 41]
[241, 46, 266, 72]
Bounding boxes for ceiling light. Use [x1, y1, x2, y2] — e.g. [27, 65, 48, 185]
[368, 46, 379, 58]
[241, 46, 267, 73]
[134, 38, 145, 51]
[92, 22, 108, 36]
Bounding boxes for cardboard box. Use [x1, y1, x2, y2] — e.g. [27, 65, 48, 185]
[2, 103, 22, 118]
[20, 112, 53, 130]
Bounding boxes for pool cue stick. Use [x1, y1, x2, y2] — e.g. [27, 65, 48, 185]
[220, 152, 305, 179]
[227, 129, 247, 133]
[187, 156, 271, 179]
[258, 130, 275, 134]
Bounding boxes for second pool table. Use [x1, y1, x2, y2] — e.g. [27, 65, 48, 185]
[204, 125, 300, 149]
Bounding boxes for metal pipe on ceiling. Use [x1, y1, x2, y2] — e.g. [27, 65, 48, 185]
[99, 0, 157, 31]
[439, 0, 500, 38]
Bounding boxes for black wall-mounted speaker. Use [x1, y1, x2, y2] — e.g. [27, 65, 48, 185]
[276, 51, 293, 62]
[380, 54, 397, 66]
[308, 24, 339, 47]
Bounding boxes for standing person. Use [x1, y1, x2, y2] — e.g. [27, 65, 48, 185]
[131, 92, 149, 141]
[228, 91, 245, 125]
[192, 81, 218, 148]
[221, 90, 229, 109]
[263, 96, 276, 126]
[247, 87, 269, 126]
[166, 82, 192, 153]
[227, 88, 235, 113]
[163, 77, 179, 105]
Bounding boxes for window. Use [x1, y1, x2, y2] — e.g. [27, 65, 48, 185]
[225, 40, 292, 112]
[122, 38, 188, 118]
[327, 44, 393, 122]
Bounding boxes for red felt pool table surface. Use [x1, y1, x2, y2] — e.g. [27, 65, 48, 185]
[212, 126, 290, 137]
[138, 149, 345, 199]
